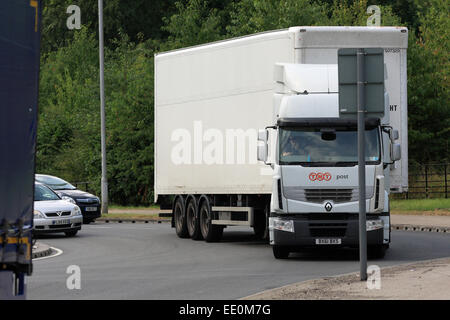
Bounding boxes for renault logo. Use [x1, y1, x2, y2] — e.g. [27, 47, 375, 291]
[56, 211, 63, 216]
[324, 202, 333, 212]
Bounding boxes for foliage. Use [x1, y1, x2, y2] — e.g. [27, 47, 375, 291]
[407, 0, 450, 163]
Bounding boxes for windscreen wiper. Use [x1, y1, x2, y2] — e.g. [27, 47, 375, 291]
[282, 161, 358, 167]
[333, 162, 358, 167]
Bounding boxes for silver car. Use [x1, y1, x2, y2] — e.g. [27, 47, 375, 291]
[33, 183, 83, 237]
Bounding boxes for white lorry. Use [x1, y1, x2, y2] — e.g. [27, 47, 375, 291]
[154, 26, 408, 258]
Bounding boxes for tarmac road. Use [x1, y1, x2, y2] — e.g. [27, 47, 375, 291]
[27, 222, 450, 300]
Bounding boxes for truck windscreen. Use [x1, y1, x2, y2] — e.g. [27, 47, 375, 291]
[279, 127, 381, 166]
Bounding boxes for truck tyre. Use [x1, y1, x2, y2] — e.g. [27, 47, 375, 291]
[272, 246, 289, 259]
[174, 197, 189, 238]
[253, 203, 269, 241]
[199, 200, 223, 242]
[186, 197, 203, 240]
[368, 245, 387, 259]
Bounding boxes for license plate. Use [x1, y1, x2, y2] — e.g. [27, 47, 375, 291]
[53, 219, 71, 225]
[85, 207, 98, 212]
[315, 238, 342, 245]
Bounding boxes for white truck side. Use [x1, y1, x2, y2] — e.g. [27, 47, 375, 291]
[154, 26, 408, 256]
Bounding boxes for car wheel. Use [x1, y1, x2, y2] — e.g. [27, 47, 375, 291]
[65, 230, 78, 237]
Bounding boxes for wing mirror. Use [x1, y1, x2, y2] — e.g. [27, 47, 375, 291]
[257, 129, 268, 163]
[390, 129, 399, 141]
[391, 143, 401, 161]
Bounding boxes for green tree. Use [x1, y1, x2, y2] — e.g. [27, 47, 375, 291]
[41, 0, 177, 53]
[407, 0, 450, 163]
[161, 0, 229, 49]
[226, 0, 329, 36]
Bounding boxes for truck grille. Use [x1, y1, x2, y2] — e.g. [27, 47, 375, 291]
[283, 187, 374, 203]
[309, 223, 347, 237]
[305, 189, 353, 203]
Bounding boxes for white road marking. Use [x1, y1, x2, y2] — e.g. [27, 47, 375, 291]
[33, 247, 63, 261]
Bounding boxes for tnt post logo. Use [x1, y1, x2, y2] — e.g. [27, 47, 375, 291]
[309, 172, 332, 182]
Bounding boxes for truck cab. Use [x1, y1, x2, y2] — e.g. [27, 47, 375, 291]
[258, 63, 401, 259]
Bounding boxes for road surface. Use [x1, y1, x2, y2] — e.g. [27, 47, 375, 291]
[28, 222, 450, 299]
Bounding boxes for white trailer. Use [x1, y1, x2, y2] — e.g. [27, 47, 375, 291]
[154, 26, 408, 253]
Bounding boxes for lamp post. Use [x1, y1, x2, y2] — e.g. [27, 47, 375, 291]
[98, 0, 108, 213]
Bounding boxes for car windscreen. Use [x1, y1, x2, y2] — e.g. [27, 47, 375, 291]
[36, 175, 76, 190]
[279, 127, 381, 166]
[34, 184, 61, 201]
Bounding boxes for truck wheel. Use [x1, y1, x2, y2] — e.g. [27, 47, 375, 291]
[272, 246, 289, 259]
[253, 203, 269, 241]
[186, 197, 202, 240]
[368, 245, 387, 259]
[199, 200, 223, 242]
[174, 197, 189, 238]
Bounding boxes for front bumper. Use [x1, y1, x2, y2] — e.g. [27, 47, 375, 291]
[270, 213, 387, 248]
[33, 216, 83, 234]
[76, 203, 101, 221]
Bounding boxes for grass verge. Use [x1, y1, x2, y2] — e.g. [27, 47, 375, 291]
[98, 213, 169, 220]
[391, 198, 450, 216]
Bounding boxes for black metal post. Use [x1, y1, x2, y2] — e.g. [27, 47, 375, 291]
[357, 48, 367, 281]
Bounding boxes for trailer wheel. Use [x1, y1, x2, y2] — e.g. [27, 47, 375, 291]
[253, 202, 269, 241]
[174, 197, 189, 238]
[199, 200, 223, 242]
[272, 246, 289, 259]
[186, 197, 202, 240]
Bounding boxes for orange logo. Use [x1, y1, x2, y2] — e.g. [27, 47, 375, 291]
[309, 172, 332, 181]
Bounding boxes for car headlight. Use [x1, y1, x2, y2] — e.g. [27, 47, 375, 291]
[269, 218, 295, 233]
[33, 210, 45, 219]
[73, 206, 82, 216]
[62, 196, 76, 204]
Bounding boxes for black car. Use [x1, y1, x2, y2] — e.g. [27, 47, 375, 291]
[35, 174, 101, 224]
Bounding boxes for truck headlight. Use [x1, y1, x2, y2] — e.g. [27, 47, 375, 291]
[270, 218, 294, 233]
[62, 196, 76, 204]
[367, 219, 383, 231]
[33, 210, 44, 219]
